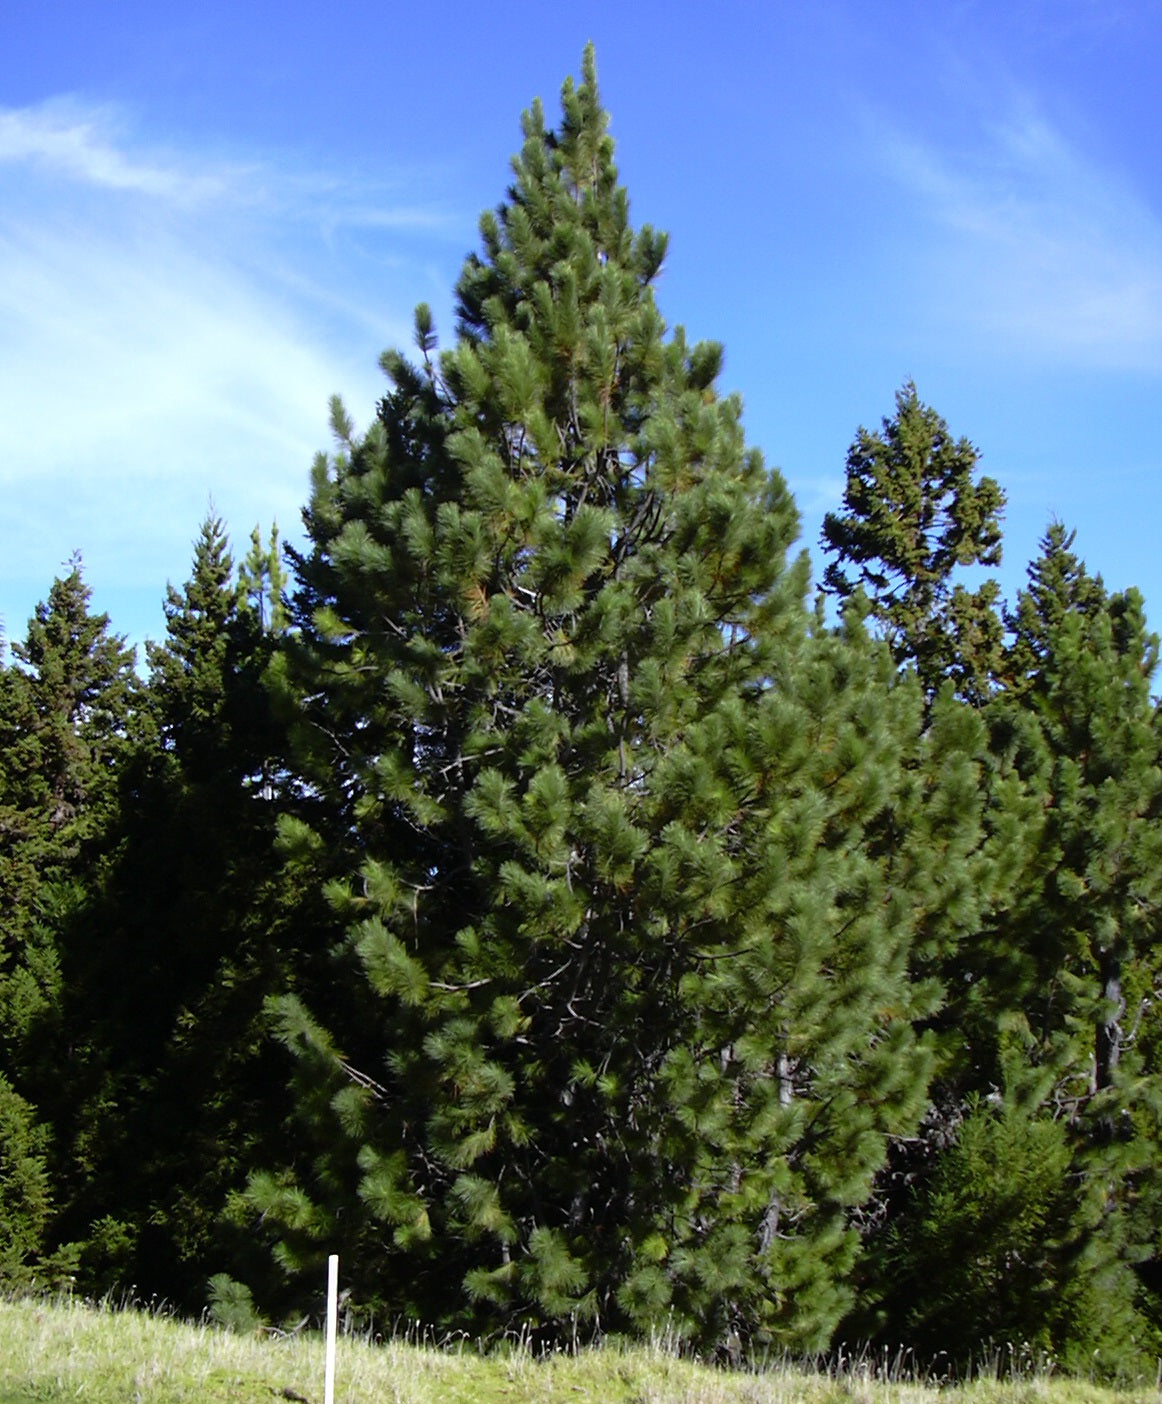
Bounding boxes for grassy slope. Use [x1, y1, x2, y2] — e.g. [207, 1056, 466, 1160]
[0, 1298, 1156, 1404]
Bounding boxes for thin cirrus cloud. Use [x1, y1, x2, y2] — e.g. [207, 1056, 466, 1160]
[876, 103, 1162, 373]
[0, 99, 239, 202]
[0, 97, 452, 615]
[0, 99, 445, 228]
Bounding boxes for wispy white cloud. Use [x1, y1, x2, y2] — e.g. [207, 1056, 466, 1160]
[0, 99, 238, 202]
[875, 102, 1162, 372]
[0, 97, 453, 230]
[0, 214, 391, 582]
[0, 96, 458, 644]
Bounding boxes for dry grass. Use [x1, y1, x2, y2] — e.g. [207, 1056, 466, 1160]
[0, 1296, 1156, 1404]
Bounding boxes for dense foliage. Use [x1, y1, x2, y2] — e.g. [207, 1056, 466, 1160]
[2, 49, 1161, 1374]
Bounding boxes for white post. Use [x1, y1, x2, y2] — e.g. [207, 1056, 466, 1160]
[324, 1253, 339, 1404]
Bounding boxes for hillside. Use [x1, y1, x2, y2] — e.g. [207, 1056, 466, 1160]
[0, 1297, 1155, 1404]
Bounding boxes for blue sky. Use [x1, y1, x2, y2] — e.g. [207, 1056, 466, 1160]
[3, 0, 1162, 659]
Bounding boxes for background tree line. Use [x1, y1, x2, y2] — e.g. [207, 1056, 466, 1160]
[3, 48, 1161, 1374]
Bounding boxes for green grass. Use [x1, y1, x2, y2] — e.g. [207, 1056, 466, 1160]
[0, 1296, 1157, 1404]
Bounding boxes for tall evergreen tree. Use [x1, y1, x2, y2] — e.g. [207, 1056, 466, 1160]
[1002, 519, 1108, 693]
[245, 51, 957, 1352]
[7, 560, 137, 841]
[49, 521, 298, 1301]
[0, 562, 138, 1284]
[865, 526, 1162, 1367]
[992, 529, 1162, 1112]
[0, 560, 137, 1089]
[0, 651, 50, 1068]
[0, 651, 59, 1286]
[821, 384, 1005, 705]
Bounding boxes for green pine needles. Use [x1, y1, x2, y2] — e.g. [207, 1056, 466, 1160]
[243, 48, 946, 1352]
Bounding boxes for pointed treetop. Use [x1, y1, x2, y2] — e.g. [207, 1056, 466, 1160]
[821, 382, 1006, 703]
[453, 46, 667, 354]
[1002, 520, 1109, 691]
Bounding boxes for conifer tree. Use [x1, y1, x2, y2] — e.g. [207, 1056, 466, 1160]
[1002, 520, 1108, 692]
[50, 521, 297, 1301]
[866, 526, 1162, 1366]
[993, 528, 1162, 1112]
[821, 384, 1005, 705]
[0, 653, 50, 1067]
[0, 1072, 54, 1284]
[0, 561, 137, 1088]
[0, 656, 59, 1286]
[239, 524, 289, 637]
[9, 560, 137, 840]
[247, 51, 950, 1351]
[0, 563, 138, 1285]
[147, 516, 243, 777]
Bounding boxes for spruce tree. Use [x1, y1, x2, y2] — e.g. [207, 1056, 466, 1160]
[867, 526, 1162, 1367]
[247, 51, 949, 1351]
[1002, 520, 1109, 692]
[0, 561, 137, 1089]
[7, 560, 137, 843]
[821, 384, 1005, 705]
[0, 1072, 54, 1285]
[994, 529, 1162, 1112]
[0, 652, 59, 1286]
[49, 521, 297, 1301]
[0, 563, 138, 1285]
[0, 653, 51, 1068]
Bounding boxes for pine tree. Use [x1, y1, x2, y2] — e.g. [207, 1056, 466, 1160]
[239, 524, 289, 636]
[246, 51, 953, 1352]
[821, 384, 1005, 705]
